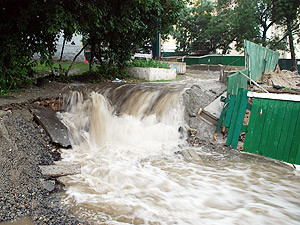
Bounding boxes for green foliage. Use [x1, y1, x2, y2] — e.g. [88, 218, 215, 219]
[96, 64, 130, 81]
[174, 0, 299, 55]
[174, 0, 261, 54]
[174, 0, 216, 54]
[127, 59, 170, 69]
[83, 0, 186, 66]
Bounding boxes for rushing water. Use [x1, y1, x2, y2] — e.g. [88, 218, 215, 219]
[59, 83, 300, 225]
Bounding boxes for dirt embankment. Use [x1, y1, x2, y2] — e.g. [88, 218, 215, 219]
[0, 81, 84, 224]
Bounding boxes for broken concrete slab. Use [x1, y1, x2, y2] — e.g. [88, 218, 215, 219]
[39, 164, 81, 177]
[30, 105, 70, 147]
[203, 92, 226, 122]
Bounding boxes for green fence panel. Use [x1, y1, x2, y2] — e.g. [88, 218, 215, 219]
[226, 89, 243, 146]
[251, 99, 269, 155]
[223, 96, 236, 127]
[244, 40, 280, 81]
[227, 68, 248, 96]
[230, 89, 248, 149]
[282, 103, 300, 162]
[289, 107, 300, 164]
[244, 98, 261, 153]
[176, 55, 245, 66]
[276, 102, 294, 160]
[244, 97, 300, 165]
[264, 100, 283, 158]
[267, 100, 288, 159]
[259, 99, 276, 157]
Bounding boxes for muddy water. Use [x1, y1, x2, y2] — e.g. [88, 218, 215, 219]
[59, 83, 300, 225]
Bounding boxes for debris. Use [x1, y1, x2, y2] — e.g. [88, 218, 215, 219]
[203, 92, 226, 122]
[39, 164, 81, 177]
[197, 108, 202, 115]
[235, 68, 269, 93]
[187, 128, 197, 137]
[112, 78, 126, 83]
[30, 105, 71, 147]
[181, 149, 202, 162]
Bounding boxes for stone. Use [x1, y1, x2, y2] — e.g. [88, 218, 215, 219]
[40, 179, 56, 192]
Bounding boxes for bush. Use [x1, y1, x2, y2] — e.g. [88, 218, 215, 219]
[127, 59, 170, 69]
[96, 64, 130, 81]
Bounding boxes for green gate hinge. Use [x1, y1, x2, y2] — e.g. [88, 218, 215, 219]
[246, 103, 252, 110]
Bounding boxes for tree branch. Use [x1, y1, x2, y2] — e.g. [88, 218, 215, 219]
[65, 41, 89, 77]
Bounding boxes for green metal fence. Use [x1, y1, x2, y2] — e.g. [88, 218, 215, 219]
[216, 88, 249, 149]
[244, 40, 280, 81]
[243, 95, 300, 165]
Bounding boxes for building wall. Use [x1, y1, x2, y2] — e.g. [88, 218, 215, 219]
[54, 33, 85, 62]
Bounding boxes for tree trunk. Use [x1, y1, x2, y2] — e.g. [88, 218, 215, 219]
[48, 47, 54, 75]
[59, 38, 66, 75]
[287, 22, 297, 72]
[262, 28, 267, 46]
[89, 44, 94, 72]
[65, 42, 89, 76]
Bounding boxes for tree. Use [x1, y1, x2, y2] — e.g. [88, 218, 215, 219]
[0, 0, 185, 91]
[174, 0, 260, 54]
[271, 0, 300, 71]
[78, 0, 185, 67]
[174, 0, 217, 54]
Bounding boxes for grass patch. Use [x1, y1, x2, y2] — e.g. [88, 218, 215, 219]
[33, 61, 90, 75]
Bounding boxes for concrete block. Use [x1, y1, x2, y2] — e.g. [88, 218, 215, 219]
[39, 164, 81, 177]
[127, 67, 176, 81]
[165, 62, 186, 74]
[203, 92, 226, 121]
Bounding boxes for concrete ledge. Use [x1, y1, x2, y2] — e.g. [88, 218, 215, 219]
[127, 67, 176, 81]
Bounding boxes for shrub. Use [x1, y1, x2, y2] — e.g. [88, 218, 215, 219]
[127, 59, 170, 69]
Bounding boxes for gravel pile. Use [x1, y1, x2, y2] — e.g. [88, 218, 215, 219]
[0, 111, 84, 224]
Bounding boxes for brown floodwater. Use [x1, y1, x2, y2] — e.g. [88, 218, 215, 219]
[58, 83, 300, 225]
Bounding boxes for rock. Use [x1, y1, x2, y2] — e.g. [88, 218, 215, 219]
[40, 179, 56, 192]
